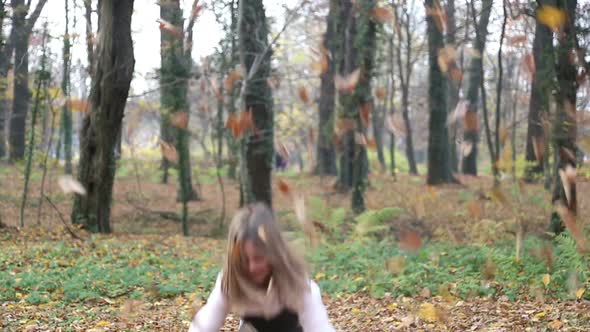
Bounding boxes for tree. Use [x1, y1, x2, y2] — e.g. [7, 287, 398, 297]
[524, 0, 556, 182]
[315, 0, 337, 176]
[238, 0, 274, 206]
[461, 0, 493, 175]
[549, 0, 578, 235]
[159, 0, 200, 204]
[8, 0, 48, 160]
[62, 0, 73, 174]
[0, 1, 8, 158]
[394, 0, 420, 175]
[426, 0, 454, 185]
[72, 0, 135, 233]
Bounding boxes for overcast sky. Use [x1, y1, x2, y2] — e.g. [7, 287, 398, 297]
[42, 0, 290, 94]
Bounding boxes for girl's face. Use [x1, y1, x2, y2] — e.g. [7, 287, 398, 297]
[242, 239, 272, 286]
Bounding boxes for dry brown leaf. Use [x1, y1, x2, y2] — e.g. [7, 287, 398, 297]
[224, 68, 243, 91]
[360, 103, 371, 127]
[170, 111, 189, 129]
[372, 6, 394, 23]
[225, 113, 240, 138]
[335, 68, 361, 93]
[160, 140, 179, 163]
[375, 86, 386, 100]
[522, 53, 536, 77]
[467, 199, 483, 219]
[298, 85, 310, 104]
[399, 231, 422, 252]
[464, 110, 478, 132]
[156, 19, 182, 38]
[277, 178, 291, 195]
[58, 175, 87, 195]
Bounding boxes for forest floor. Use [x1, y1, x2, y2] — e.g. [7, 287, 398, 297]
[2, 160, 590, 331]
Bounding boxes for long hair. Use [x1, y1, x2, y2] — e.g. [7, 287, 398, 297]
[221, 202, 309, 313]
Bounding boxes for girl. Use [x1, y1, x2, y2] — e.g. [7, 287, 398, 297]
[188, 203, 336, 332]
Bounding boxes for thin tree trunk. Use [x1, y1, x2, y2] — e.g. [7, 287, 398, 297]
[426, 0, 454, 185]
[316, 0, 337, 176]
[84, 0, 95, 78]
[524, 0, 556, 182]
[0, 1, 9, 158]
[238, 0, 274, 206]
[461, 0, 493, 175]
[446, 0, 460, 172]
[62, 0, 73, 174]
[72, 0, 135, 233]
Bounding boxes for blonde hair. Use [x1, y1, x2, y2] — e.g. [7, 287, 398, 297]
[221, 202, 309, 313]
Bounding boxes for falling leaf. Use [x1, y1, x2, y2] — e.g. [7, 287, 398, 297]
[399, 231, 422, 252]
[437, 46, 457, 73]
[360, 103, 371, 127]
[418, 303, 439, 323]
[160, 140, 179, 163]
[447, 100, 468, 127]
[224, 68, 243, 91]
[58, 175, 87, 195]
[467, 199, 483, 219]
[576, 288, 586, 299]
[508, 35, 527, 46]
[460, 140, 474, 157]
[464, 110, 478, 132]
[542, 274, 551, 287]
[65, 98, 91, 113]
[312, 55, 329, 75]
[522, 53, 536, 77]
[555, 203, 586, 251]
[372, 6, 394, 23]
[335, 68, 361, 93]
[238, 110, 255, 137]
[537, 5, 567, 32]
[532, 136, 545, 163]
[426, 4, 446, 33]
[465, 47, 482, 59]
[558, 166, 575, 205]
[375, 86, 386, 100]
[170, 111, 189, 129]
[225, 113, 240, 138]
[257, 224, 267, 243]
[386, 256, 406, 274]
[156, 19, 182, 38]
[277, 178, 291, 195]
[298, 86, 310, 104]
[386, 113, 406, 138]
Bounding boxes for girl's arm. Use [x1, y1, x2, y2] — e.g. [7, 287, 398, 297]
[188, 274, 229, 332]
[299, 280, 337, 332]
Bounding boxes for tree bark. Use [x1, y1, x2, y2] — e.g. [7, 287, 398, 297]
[72, 0, 135, 233]
[426, 0, 454, 185]
[549, 0, 578, 235]
[62, 0, 73, 174]
[238, 0, 274, 206]
[0, 1, 8, 158]
[315, 0, 337, 176]
[524, 0, 556, 182]
[446, 0, 460, 172]
[461, 0, 493, 175]
[8, 0, 48, 160]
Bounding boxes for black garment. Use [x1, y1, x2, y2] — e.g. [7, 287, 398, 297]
[242, 309, 303, 332]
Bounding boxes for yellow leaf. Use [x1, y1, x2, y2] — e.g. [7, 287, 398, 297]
[542, 274, 551, 287]
[15, 278, 22, 284]
[537, 5, 566, 32]
[418, 303, 439, 323]
[315, 272, 325, 280]
[351, 307, 362, 314]
[95, 320, 110, 327]
[576, 288, 585, 299]
[534, 311, 547, 319]
[354, 276, 364, 282]
[387, 303, 397, 311]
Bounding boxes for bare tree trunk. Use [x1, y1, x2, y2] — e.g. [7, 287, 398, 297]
[315, 0, 337, 176]
[84, 0, 95, 78]
[62, 0, 73, 174]
[426, 0, 454, 185]
[549, 0, 578, 235]
[72, 0, 135, 233]
[461, 0, 493, 175]
[0, 1, 9, 158]
[524, 0, 556, 182]
[238, 0, 274, 206]
[8, 0, 48, 160]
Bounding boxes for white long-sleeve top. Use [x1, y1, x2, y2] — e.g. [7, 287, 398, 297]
[188, 274, 336, 332]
